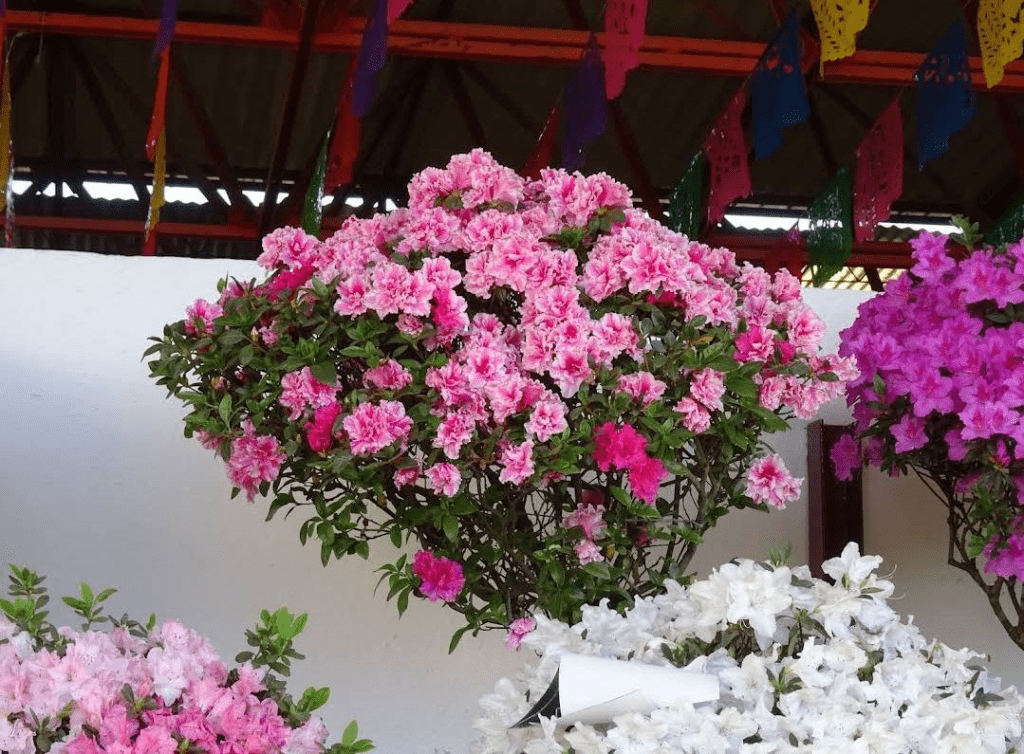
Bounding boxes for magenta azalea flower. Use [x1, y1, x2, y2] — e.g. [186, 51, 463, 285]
[412, 550, 465, 603]
[830, 433, 862, 482]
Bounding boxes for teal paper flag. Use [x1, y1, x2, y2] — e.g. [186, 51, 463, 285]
[667, 152, 705, 240]
[987, 193, 1024, 247]
[806, 165, 853, 286]
[302, 131, 331, 237]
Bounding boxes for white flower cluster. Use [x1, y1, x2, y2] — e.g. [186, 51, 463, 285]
[472, 544, 1024, 754]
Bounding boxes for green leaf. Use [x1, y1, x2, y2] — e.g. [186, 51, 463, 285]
[448, 625, 471, 654]
[442, 515, 459, 542]
[389, 527, 403, 548]
[341, 721, 359, 747]
[218, 394, 233, 426]
[310, 361, 338, 386]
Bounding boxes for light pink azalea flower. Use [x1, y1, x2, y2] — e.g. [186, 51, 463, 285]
[563, 503, 607, 540]
[575, 539, 603, 565]
[425, 462, 461, 497]
[744, 454, 802, 509]
[504, 617, 537, 651]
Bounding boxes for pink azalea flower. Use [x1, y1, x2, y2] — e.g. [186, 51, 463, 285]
[342, 401, 413, 455]
[734, 323, 775, 363]
[498, 440, 535, 484]
[674, 397, 712, 434]
[525, 400, 568, 442]
[425, 462, 461, 497]
[183, 298, 223, 336]
[744, 454, 802, 509]
[504, 617, 536, 651]
[616, 371, 667, 407]
[227, 420, 288, 502]
[257, 226, 318, 270]
[364, 359, 413, 391]
[412, 550, 465, 602]
[563, 503, 607, 540]
[393, 464, 421, 489]
[279, 367, 337, 422]
[574, 539, 604, 565]
[689, 368, 726, 411]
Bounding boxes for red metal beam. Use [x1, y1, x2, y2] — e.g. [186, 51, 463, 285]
[13, 10, 1024, 89]
[7, 212, 918, 267]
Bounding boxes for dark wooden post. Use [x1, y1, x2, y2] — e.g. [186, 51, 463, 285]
[807, 421, 864, 579]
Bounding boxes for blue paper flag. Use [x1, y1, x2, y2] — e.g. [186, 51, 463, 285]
[751, 10, 809, 160]
[561, 35, 607, 173]
[352, 0, 388, 118]
[915, 20, 977, 170]
[153, 0, 177, 58]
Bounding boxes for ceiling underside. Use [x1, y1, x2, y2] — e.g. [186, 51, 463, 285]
[6, 0, 1024, 270]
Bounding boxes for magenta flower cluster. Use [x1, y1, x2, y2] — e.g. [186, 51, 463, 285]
[838, 231, 1024, 578]
[0, 617, 327, 754]
[152, 150, 851, 636]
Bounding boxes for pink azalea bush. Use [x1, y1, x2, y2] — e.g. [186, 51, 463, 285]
[837, 221, 1024, 650]
[0, 565, 371, 754]
[149, 150, 852, 645]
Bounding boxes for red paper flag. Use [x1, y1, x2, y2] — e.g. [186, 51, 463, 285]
[604, 0, 647, 99]
[853, 99, 903, 242]
[765, 226, 805, 279]
[703, 88, 751, 225]
[146, 48, 170, 161]
[324, 59, 362, 193]
[387, 0, 413, 24]
[522, 105, 560, 179]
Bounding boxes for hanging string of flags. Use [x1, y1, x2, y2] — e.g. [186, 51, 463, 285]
[117, 0, 1024, 258]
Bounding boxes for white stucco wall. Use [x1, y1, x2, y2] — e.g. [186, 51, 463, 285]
[1, 249, 1020, 753]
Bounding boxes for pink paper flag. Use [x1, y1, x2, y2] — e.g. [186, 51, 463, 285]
[703, 88, 751, 225]
[604, 0, 648, 99]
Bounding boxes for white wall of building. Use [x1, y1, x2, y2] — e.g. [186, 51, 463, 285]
[1, 249, 1020, 753]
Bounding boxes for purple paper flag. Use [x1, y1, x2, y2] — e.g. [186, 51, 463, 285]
[561, 35, 607, 173]
[352, 0, 388, 118]
[153, 0, 177, 58]
[915, 20, 977, 170]
[751, 10, 809, 159]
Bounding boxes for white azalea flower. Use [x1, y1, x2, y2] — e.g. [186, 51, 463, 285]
[472, 552, 1024, 754]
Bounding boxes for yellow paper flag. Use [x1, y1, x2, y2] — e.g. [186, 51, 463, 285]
[144, 128, 166, 255]
[979, 0, 1024, 88]
[811, 0, 871, 63]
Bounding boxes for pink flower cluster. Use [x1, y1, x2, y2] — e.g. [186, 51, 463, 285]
[411, 550, 465, 602]
[0, 617, 327, 754]
[840, 231, 1024, 575]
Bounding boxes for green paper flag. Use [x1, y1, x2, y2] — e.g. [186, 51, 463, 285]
[302, 130, 331, 237]
[806, 165, 853, 286]
[667, 152, 705, 240]
[987, 193, 1024, 247]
